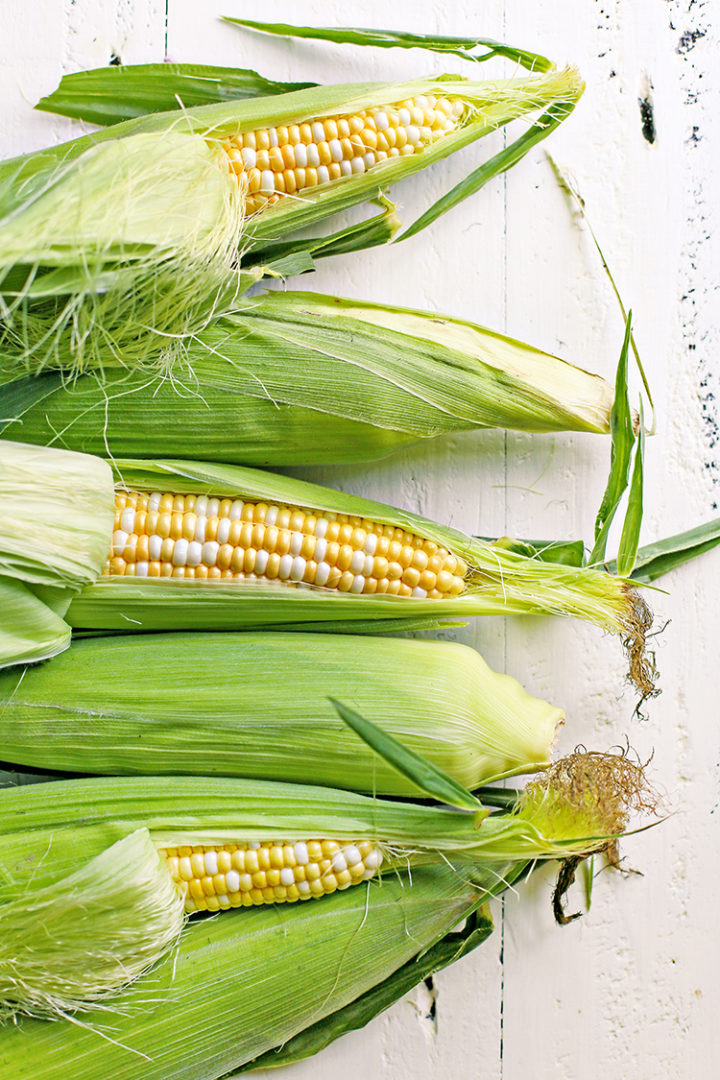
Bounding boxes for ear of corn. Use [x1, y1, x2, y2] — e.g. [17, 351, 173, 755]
[0, 67, 582, 377]
[0, 752, 654, 1033]
[66, 453, 652, 692]
[0, 631, 562, 791]
[2, 288, 614, 464]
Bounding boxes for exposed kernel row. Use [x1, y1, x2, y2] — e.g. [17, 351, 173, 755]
[161, 839, 383, 912]
[106, 490, 470, 599]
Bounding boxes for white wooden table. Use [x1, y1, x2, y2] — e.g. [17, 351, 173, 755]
[2, 2, 718, 1076]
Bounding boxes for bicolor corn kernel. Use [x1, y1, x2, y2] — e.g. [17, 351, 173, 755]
[105, 490, 469, 599]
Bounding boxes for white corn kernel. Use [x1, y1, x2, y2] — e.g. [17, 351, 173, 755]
[240, 147, 256, 168]
[350, 157, 366, 174]
[172, 539, 188, 567]
[351, 575, 365, 594]
[314, 538, 327, 562]
[374, 110, 389, 131]
[217, 518, 231, 544]
[278, 554, 293, 579]
[290, 556, 306, 581]
[207, 498, 220, 518]
[186, 541, 202, 567]
[135, 561, 149, 577]
[294, 842, 309, 865]
[202, 541, 219, 567]
[229, 500, 244, 520]
[120, 508, 135, 533]
[194, 516, 207, 543]
[317, 165, 330, 184]
[398, 108, 411, 125]
[226, 870, 241, 893]
[280, 868, 294, 886]
[148, 534, 162, 561]
[315, 561, 331, 586]
[254, 549, 269, 574]
[260, 170, 274, 194]
[350, 550, 365, 574]
[112, 530, 128, 556]
[294, 143, 308, 167]
[204, 851, 218, 875]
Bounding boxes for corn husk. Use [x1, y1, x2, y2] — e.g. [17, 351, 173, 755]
[0, 67, 583, 377]
[65, 455, 654, 693]
[3, 289, 613, 465]
[0, 631, 562, 791]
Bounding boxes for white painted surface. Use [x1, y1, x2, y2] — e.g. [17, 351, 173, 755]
[2, 1, 719, 1076]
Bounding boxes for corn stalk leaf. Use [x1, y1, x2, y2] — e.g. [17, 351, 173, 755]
[35, 63, 316, 126]
[588, 313, 635, 566]
[604, 517, 720, 582]
[223, 19, 554, 73]
[330, 699, 484, 811]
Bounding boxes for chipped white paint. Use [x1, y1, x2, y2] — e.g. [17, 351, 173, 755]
[2, 1, 719, 1076]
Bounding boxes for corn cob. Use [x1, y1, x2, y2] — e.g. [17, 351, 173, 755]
[2, 289, 615, 464]
[0, 68, 583, 377]
[0, 632, 561, 791]
[0, 753, 655, 1033]
[0, 442, 655, 691]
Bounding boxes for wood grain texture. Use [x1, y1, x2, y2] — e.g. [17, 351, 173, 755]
[2, 1, 719, 1076]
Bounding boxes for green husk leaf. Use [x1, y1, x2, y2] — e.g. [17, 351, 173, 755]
[330, 698, 485, 810]
[247, 196, 400, 270]
[589, 313, 635, 566]
[35, 63, 316, 126]
[0, 828, 185, 1021]
[0, 371, 63, 432]
[232, 902, 498, 1074]
[0, 632, 561, 795]
[616, 401, 645, 576]
[223, 19, 554, 73]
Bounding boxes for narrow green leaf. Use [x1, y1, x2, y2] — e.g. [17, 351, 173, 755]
[399, 100, 577, 242]
[223, 19, 553, 73]
[330, 699, 483, 812]
[625, 516, 720, 582]
[616, 402, 645, 576]
[0, 372, 63, 434]
[35, 64, 316, 126]
[588, 313, 635, 566]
